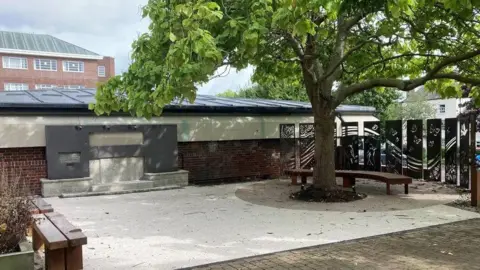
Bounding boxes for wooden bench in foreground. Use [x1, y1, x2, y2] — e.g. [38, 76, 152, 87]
[33, 212, 87, 270]
[284, 169, 413, 195]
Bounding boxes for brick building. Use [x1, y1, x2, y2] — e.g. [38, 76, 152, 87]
[0, 89, 378, 196]
[0, 31, 114, 91]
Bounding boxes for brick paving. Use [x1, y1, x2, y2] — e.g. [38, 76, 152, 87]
[185, 218, 480, 270]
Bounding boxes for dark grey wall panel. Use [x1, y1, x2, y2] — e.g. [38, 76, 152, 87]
[364, 121, 381, 172]
[45, 124, 178, 180]
[342, 122, 359, 170]
[426, 119, 442, 181]
[386, 120, 403, 174]
[406, 120, 423, 179]
[444, 118, 457, 185]
[459, 118, 470, 188]
[45, 126, 90, 179]
[143, 125, 178, 173]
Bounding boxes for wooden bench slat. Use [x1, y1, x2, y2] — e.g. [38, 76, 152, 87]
[29, 196, 54, 214]
[33, 214, 68, 250]
[45, 212, 87, 247]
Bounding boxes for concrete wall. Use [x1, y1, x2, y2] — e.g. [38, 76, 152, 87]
[0, 114, 378, 148]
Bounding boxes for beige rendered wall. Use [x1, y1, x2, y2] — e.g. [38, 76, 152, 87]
[0, 114, 376, 148]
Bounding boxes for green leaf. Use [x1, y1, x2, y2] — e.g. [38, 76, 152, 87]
[293, 19, 315, 37]
[169, 32, 177, 42]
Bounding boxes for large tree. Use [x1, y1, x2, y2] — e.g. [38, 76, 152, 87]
[94, 0, 480, 192]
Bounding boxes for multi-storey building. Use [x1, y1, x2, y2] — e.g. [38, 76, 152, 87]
[0, 31, 114, 91]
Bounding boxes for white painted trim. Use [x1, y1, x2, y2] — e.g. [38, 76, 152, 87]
[0, 48, 103, 60]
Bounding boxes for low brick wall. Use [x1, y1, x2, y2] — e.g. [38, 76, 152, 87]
[0, 147, 47, 195]
[0, 139, 282, 195]
[178, 139, 281, 184]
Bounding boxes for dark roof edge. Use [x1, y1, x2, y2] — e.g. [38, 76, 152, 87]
[0, 102, 375, 115]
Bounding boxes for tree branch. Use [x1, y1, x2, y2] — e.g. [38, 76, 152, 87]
[348, 53, 447, 74]
[320, 40, 369, 81]
[284, 33, 304, 59]
[333, 49, 480, 106]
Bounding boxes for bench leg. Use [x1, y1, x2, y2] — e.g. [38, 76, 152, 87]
[343, 177, 355, 188]
[291, 175, 297, 185]
[32, 228, 43, 251]
[45, 248, 65, 270]
[386, 183, 391, 195]
[404, 184, 409, 194]
[66, 246, 83, 270]
[301, 176, 307, 185]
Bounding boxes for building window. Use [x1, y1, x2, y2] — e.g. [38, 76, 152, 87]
[98, 66, 106, 77]
[63, 85, 85, 89]
[62, 61, 84, 72]
[4, 83, 29, 91]
[439, 104, 446, 113]
[2, 56, 27, 69]
[35, 84, 57, 90]
[34, 59, 57, 71]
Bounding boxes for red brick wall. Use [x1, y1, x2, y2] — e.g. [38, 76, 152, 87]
[0, 147, 47, 195]
[0, 140, 281, 194]
[178, 139, 281, 184]
[0, 53, 115, 90]
[97, 56, 115, 83]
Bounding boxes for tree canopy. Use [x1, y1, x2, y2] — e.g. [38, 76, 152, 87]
[92, 0, 480, 191]
[93, 0, 480, 118]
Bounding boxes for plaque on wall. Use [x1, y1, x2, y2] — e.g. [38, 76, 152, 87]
[59, 152, 81, 164]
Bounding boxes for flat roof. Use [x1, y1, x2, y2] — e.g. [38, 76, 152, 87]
[0, 89, 376, 115]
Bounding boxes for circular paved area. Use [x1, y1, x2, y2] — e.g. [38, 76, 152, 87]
[236, 178, 459, 212]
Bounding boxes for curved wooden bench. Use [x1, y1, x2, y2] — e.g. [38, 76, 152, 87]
[284, 169, 412, 195]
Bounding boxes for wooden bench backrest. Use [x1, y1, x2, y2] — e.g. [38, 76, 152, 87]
[336, 170, 413, 183]
[45, 212, 87, 247]
[33, 214, 68, 250]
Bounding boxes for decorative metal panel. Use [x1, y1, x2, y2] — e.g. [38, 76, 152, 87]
[364, 121, 381, 171]
[459, 118, 470, 188]
[386, 120, 403, 174]
[426, 119, 442, 181]
[444, 118, 457, 185]
[299, 123, 315, 169]
[406, 120, 423, 179]
[342, 122, 359, 170]
[279, 124, 296, 172]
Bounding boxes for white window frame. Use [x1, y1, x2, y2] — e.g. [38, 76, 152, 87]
[2, 56, 28, 69]
[98, 66, 106, 77]
[439, 104, 446, 114]
[62, 61, 84, 73]
[35, 84, 57, 90]
[34, 58, 57, 71]
[4, 83, 29, 91]
[63, 85, 85, 89]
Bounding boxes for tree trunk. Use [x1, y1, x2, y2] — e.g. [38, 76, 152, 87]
[312, 104, 337, 190]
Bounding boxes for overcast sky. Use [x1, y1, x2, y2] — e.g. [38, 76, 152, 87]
[0, 0, 253, 95]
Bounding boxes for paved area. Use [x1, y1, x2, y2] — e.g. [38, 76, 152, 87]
[46, 180, 480, 269]
[236, 178, 460, 212]
[187, 218, 480, 270]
